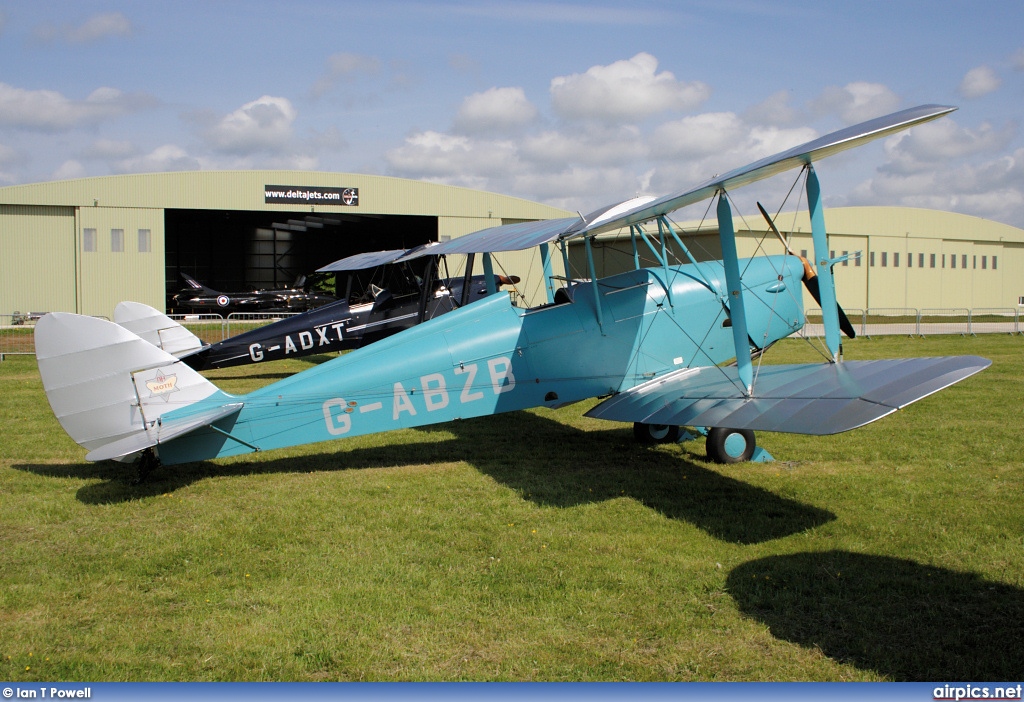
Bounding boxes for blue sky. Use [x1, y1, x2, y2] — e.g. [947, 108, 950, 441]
[1, 0, 1023, 226]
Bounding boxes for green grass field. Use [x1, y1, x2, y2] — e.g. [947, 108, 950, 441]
[1, 335, 1021, 681]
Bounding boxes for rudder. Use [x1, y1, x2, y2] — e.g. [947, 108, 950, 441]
[113, 301, 205, 358]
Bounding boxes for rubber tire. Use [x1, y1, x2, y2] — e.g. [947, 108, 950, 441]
[633, 422, 681, 444]
[706, 427, 756, 464]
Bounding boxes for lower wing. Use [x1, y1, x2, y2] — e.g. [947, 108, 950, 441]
[585, 357, 990, 435]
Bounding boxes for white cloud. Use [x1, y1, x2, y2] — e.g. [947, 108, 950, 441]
[511, 166, 641, 212]
[53, 160, 87, 180]
[0, 83, 156, 131]
[880, 119, 1016, 174]
[114, 144, 202, 173]
[550, 53, 710, 124]
[846, 143, 1024, 226]
[385, 131, 520, 182]
[311, 52, 381, 98]
[380, 54, 1023, 225]
[35, 12, 133, 44]
[958, 65, 1001, 99]
[813, 82, 901, 124]
[519, 126, 645, 167]
[650, 112, 746, 159]
[81, 139, 138, 161]
[745, 125, 820, 161]
[744, 91, 801, 126]
[454, 87, 539, 135]
[203, 96, 298, 155]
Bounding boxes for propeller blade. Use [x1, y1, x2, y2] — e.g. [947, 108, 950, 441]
[757, 202, 856, 339]
[757, 202, 795, 255]
[802, 273, 857, 339]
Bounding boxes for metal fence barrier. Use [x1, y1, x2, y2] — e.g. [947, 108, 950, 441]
[168, 313, 228, 344]
[226, 312, 299, 338]
[162, 312, 299, 346]
[3, 307, 1021, 360]
[0, 315, 38, 358]
[803, 307, 1022, 338]
[0, 314, 108, 360]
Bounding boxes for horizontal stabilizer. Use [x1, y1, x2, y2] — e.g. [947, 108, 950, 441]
[585, 356, 990, 435]
[114, 301, 205, 358]
[86, 402, 243, 462]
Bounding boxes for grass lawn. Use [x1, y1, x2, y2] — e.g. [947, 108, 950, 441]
[1, 334, 1021, 681]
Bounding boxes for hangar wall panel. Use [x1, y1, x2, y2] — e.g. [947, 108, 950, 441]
[1, 205, 76, 315]
[76, 207, 166, 317]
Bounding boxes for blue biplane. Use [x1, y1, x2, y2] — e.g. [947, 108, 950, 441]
[35, 104, 989, 473]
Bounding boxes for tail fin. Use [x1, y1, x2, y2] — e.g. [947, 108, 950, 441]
[35, 312, 236, 462]
[113, 301, 205, 358]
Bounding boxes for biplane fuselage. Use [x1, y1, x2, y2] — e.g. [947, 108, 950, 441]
[37, 104, 991, 470]
[155, 256, 804, 464]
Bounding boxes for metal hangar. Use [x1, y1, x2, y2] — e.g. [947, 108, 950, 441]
[0, 171, 570, 317]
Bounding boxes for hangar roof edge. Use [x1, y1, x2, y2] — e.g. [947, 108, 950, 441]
[0, 170, 572, 221]
[590, 205, 1024, 244]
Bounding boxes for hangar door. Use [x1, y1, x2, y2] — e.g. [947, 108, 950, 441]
[0, 205, 76, 315]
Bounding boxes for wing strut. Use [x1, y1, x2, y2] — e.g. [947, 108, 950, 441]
[658, 215, 722, 297]
[539, 242, 556, 304]
[806, 166, 841, 359]
[584, 236, 605, 334]
[716, 193, 752, 395]
[482, 253, 497, 295]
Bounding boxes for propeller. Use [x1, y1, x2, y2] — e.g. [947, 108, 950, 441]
[757, 203, 857, 339]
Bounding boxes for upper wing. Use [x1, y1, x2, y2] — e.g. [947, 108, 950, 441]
[580, 104, 956, 237]
[397, 217, 580, 259]
[317, 249, 411, 272]
[584, 356, 990, 435]
[393, 195, 660, 260]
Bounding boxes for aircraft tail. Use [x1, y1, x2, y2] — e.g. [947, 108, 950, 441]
[113, 301, 205, 358]
[35, 312, 238, 463]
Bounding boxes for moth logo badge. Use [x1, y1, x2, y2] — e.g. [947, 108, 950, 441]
[145, 369, 179, 401]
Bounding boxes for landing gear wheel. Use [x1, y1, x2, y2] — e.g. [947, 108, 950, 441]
[130, 448, 161, 484]
[706, 427, 756, 464]
[633, 422, 681, 444]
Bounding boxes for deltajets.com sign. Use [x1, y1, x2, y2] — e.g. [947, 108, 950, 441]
[264, 185, 359, 206]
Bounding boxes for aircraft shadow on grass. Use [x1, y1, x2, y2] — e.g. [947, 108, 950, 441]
[727, 550, 1024, 680]
[17, 409, 833, 545]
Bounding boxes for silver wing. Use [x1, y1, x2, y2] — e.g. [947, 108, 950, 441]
[585, 356, 990, 435]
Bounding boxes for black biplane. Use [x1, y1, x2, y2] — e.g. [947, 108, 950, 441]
[126, 247, 519, 370]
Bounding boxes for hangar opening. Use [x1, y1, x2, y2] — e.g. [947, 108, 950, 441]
[164, 209, 437, 303]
